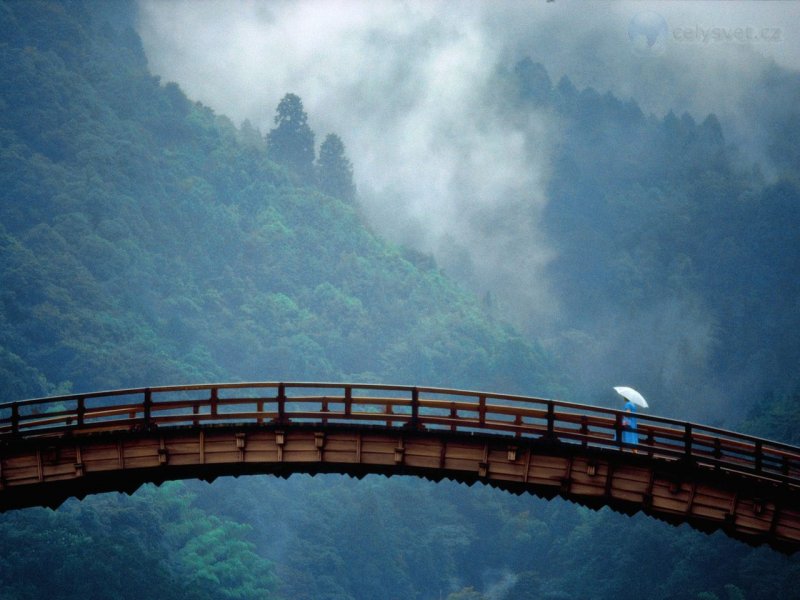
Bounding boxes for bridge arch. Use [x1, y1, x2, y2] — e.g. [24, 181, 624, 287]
[1, 382, 798, 553]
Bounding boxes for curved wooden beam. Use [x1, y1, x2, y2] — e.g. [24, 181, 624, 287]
[0, 383, 798, 553]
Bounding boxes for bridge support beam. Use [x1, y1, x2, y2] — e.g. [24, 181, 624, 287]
[0, 424, 798, 552]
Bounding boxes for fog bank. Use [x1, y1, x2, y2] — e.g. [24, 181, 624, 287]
[136, 0, 799, 419]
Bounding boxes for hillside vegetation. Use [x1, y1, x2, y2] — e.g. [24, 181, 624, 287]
[0, 2, 799, 599]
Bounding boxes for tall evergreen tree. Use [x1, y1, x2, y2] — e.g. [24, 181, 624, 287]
[317, 133, 356, 201]
[266, 93, 315, 181]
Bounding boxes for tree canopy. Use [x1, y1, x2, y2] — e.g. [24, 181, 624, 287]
[266, 92, 316, 181]
[317, 133, 356, 201]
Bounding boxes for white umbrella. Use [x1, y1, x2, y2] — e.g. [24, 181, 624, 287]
[614, 386, 649, 408]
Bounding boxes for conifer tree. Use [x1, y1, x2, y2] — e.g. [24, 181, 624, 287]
[266, 93, 315, 181]
[317, 133, 356, 201]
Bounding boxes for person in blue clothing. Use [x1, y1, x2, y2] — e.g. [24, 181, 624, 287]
[621, 399, 638, 451]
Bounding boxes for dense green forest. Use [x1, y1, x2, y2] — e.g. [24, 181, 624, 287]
[1, 1, 799, 599]
[504, 57, 800, 425]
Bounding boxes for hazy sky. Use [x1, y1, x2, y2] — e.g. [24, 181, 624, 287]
[136, 1, 799, 416]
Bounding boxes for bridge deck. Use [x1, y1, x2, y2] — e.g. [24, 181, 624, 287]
[0, 382, 798, 552]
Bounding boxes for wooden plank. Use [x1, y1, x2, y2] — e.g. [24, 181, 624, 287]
[610, 489, 646, 503]
[164, 453, 201, 467]
[164, 443, 201, 458]
[113, 443, 156, 460]
[444, 444, 486, 460]
[611, 476, 649, 495]
[116, 440, 124, 469]
[773, 512, 800, 539]
[491, 470, 525, 484]
[651, 481, 690, 504]
[3, 453, 41, 469]
[526, 455, 565, 475]
[243, 438, 280, 453]
[114, 455, 156, 469]
[488, 461, 526, 479]
[569, 483, 607, 497]
[405, 453, 444, 469]
[203, 451, 240, 464]
[649, 495, 691, 513]
[522, 448, 531, 483]
[283, 450, 324, 462]
[688, 504, 730, 521]
[41, 463, 76, 478]
[236, 450, 273, 463]
[438, 457, 478, 472]
[528, 455, 569, 473]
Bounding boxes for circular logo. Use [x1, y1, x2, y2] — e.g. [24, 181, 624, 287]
[628, 11, 669, 56]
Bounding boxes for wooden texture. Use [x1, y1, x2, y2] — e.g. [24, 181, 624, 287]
[0, 382, 798, 553]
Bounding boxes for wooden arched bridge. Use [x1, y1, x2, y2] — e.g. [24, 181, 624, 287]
[1, 382, 799, 553]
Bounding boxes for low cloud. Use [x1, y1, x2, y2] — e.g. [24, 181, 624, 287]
[137, 1, 798, 322]
[136, 1, 798, 419]
[138, 0, 564, 326]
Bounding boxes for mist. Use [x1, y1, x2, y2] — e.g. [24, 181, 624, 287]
[136, 0, 799, 421]
[137, 0, 562, 327]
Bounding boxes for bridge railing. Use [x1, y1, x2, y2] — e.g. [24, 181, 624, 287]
[1, 382, 798, 489]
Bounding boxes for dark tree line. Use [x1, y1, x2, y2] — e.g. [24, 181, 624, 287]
[266, 92, 355, 201]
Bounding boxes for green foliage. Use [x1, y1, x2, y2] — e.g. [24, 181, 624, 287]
[724, 585, 747, 600]
[502, 58, 800, 421]
[742, 389, 800, 445]
[0, 3, 561, 599]
[0, 484, 277, 600]
[317, 133, 356, 201]
[503, 571, 542, 600]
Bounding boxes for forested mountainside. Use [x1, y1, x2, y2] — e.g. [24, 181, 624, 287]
[0, 1, 553, 400]
[505, 57, 800, 424]
[0, 2, 799, 599]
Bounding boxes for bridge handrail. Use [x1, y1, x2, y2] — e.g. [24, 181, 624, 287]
[1, 382, 798, 488]
[0, 379, 792, 445]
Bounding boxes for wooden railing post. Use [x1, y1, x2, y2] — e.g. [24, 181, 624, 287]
[478, 395, 486, 427]
[755, 440, 763, 473]
[546, 401, 555, 440]
[11, 402, 19, 434]
[210, 387, 218, 417]
[409, 387, 420, 430]
[277, 383, 286, 424]
[143, 388, 152, 428]
[77, 396, 85, 427]
[615, 412, 623, 449]
[646, 430, 655, 458]
[580, 415, 588, 448]
[684, 424, 693, 460]
[345, 387, 352, 417]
